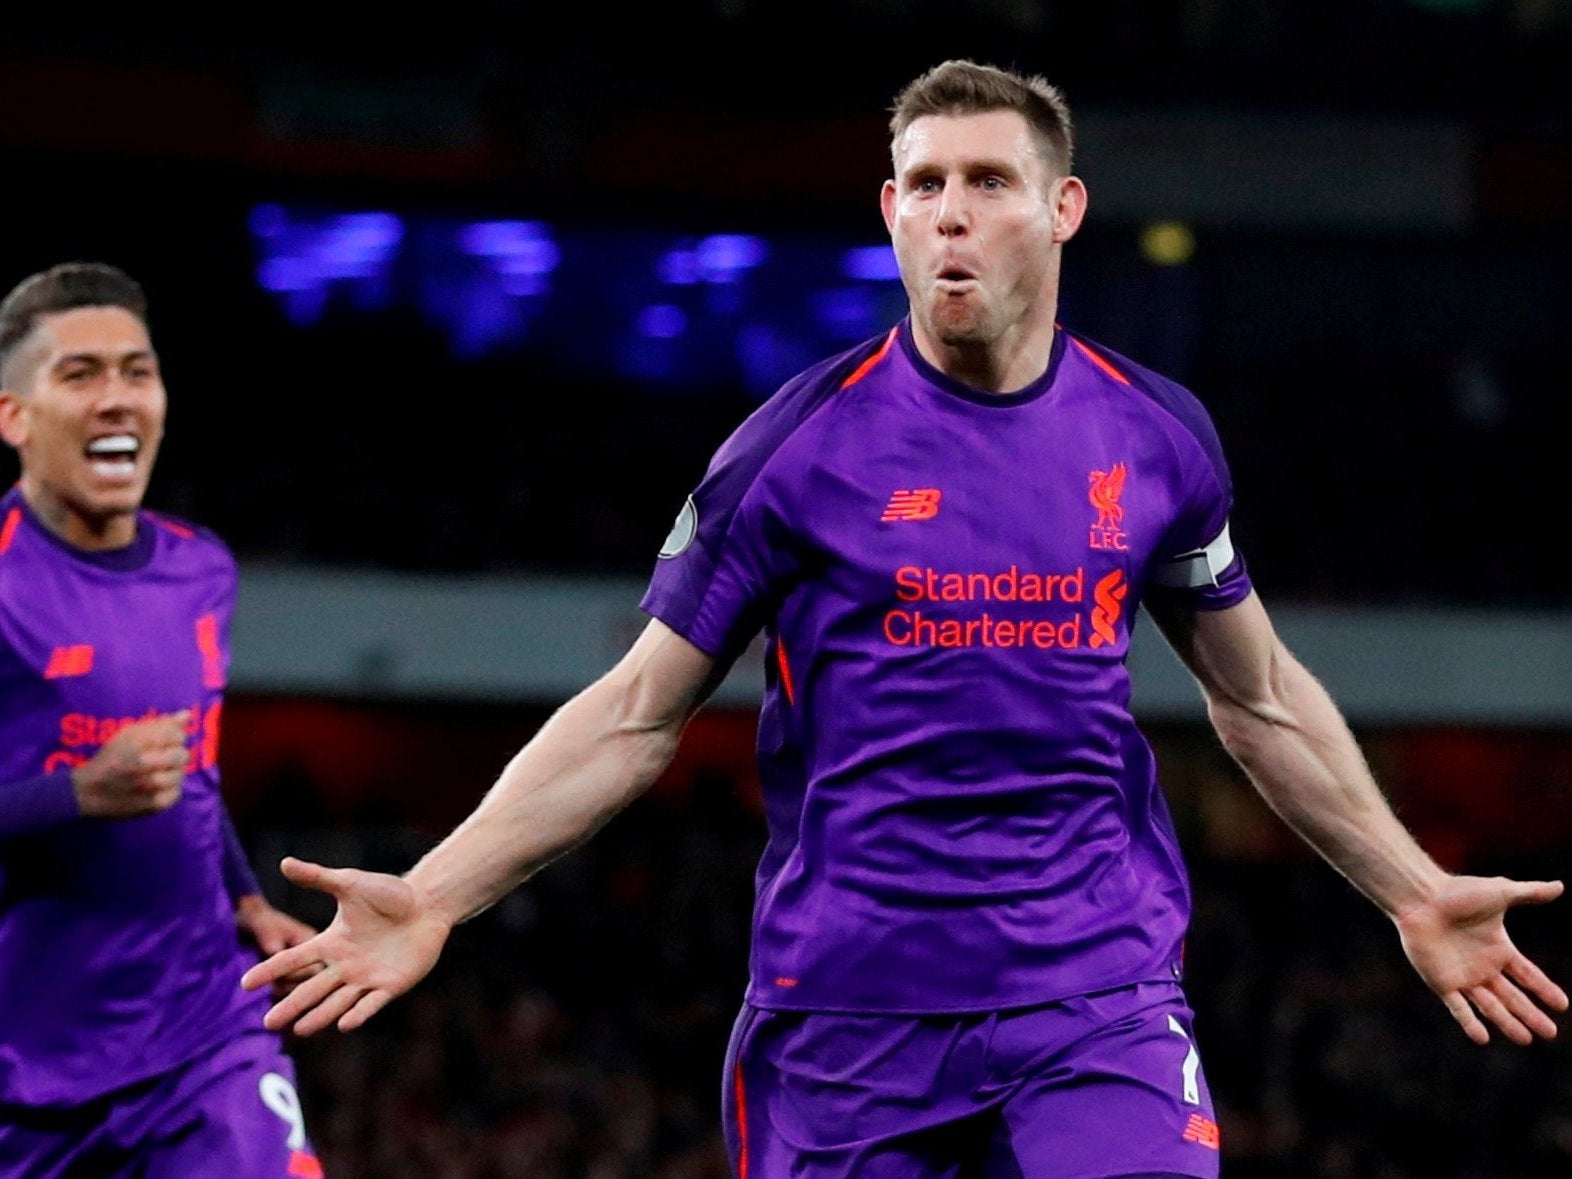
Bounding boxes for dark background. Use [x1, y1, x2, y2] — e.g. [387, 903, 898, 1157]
[5, 3, 1572, 1175]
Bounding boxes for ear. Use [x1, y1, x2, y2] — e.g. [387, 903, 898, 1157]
[0, 390, 28, 450]
[1051, 176, 1089, 244]
[880, 178, 898, 236]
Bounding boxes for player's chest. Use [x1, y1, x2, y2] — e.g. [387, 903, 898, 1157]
[801, 412, 1181, 575]
[0, 572, 223, 708]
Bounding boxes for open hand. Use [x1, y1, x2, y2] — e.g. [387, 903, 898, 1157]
[240, 857, 452, 1036]
[1396, 875, 1568, 1045]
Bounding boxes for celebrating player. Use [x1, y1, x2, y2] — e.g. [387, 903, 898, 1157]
[0, 262, 324, 1176]
[244, 61, 1565, 1178]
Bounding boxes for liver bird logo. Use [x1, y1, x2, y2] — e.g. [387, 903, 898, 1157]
[1088, 463, 1127, 530]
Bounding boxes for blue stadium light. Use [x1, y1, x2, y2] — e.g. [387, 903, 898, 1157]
[637, 304, 688, 339]
[256, 256, 316, 293]
[494, 241, 561, 276]
[813, 287, 878, 334]
[457, 220, 558, 266]
[658, 249, 703, 286]
[250, 203, 902, 382]
[329, 212, 404, 251]
[841, 246, 901, 281]
[251, 207, 403, 311]
[697, 234, 768, 281]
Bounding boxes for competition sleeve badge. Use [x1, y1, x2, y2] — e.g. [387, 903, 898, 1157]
[659, 496, 698, 558]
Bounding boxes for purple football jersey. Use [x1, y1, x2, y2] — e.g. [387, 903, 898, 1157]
[641, 321, 1252, 1014]
[0, 487, 269, 1106]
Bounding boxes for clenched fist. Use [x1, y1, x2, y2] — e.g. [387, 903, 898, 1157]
[71, 710, 191, 819]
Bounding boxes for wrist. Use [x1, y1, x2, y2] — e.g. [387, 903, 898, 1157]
[404, 869, 468, 932]
[1386, 868, 1451, 925]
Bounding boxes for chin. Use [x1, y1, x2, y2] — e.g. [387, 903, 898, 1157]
[932, 317, 992, 349]
[927, 302, 993, 347]
[83, 492, 146, 521]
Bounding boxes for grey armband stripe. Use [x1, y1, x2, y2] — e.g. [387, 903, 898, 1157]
[1154, 522, 1234, 588]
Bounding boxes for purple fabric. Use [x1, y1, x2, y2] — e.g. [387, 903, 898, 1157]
[643, 321, 1252, 1014]
[0, 770, 78, 840]
[723, 982, 1220, 1178]
[219, 808, 261, 902]
[0, 487, 271, 1106]
[0, 1030, 320, 1178]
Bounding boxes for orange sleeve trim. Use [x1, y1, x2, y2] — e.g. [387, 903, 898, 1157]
[1071, 337, 1131, 386]
[775, 638, 797, 707]
[0, 508, 18, 555]
[147, 512, 194, 539]
[839, 326, 899, 389]
[733, 1062, 751, 1179]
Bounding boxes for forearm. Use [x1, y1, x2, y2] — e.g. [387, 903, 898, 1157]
[0, 770, 80, 840]
[1209, 651, 1447, 918]
[405, 675, 684, 928]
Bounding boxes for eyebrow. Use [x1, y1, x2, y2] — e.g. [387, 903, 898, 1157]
[52, 348, 158, 368]
[902, 156, 1022, 183]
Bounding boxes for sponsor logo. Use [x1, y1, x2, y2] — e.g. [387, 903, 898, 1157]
[1183, 1113, 1221, 1150]
[659, 496, 698, 558]
[881, 564, 1126, 651]
[880, 488, 942, 522]
[43, 644, 94, 679]
[195, 613, 225, 689]
[1088, 463, 1128, 550]
[1089, 569, 1127, 649]
[43, 703, 219, 775]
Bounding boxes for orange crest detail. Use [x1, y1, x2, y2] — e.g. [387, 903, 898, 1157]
[1088, 463, 1127, 530]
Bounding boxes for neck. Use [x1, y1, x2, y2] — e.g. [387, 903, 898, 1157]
[21, 480, 137, 551]
[909, 312, 1059, 394]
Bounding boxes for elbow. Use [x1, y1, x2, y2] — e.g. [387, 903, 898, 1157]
[597, 670, 688, 783]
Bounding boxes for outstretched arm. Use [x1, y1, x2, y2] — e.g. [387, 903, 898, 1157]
[241, 617, 724, 1035]
[1151, 590, 1567, 1045]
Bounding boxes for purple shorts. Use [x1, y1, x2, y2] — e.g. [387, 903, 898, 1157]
[722, 981, 1220, 1179]
[0, 1030, 322, 1179]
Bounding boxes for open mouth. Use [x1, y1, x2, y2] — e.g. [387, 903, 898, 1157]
[84, 434, 140, 478]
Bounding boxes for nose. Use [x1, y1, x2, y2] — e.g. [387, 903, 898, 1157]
[92, 378, 148, 424]
[96, 377, 136, 411]
[935, 179, 968, 237]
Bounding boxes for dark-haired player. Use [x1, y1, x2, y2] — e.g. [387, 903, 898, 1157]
[0, 261, 324, 1177]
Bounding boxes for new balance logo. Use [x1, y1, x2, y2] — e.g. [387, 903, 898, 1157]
[1182, 1113, 1221, 1150]
[44, 645, 95, 679]
[881, 488, 942, 522]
